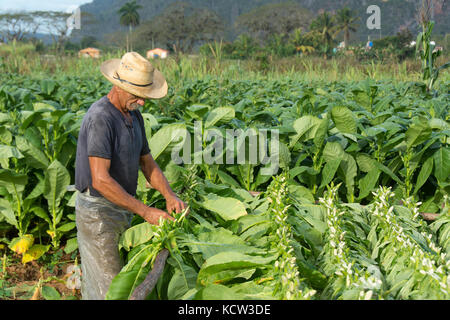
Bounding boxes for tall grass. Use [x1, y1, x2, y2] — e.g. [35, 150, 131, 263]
[1, 47, 449, 88]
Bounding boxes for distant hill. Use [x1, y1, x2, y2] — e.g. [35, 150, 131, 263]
[70, 0, 449, 46]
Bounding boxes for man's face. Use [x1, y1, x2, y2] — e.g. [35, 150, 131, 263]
[117, 86, 146, 111]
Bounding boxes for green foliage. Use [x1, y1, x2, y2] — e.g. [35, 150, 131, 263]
[235, 2, 312, 42]
[0, 70, 449, 299]
[416, 21, 450, 92]
[135, 2, 223, 54]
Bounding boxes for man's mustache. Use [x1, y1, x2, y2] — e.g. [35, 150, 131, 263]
[128, 102, 141, 111]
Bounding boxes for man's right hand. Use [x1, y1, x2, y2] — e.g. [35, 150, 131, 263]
[142, 206, 175, 225]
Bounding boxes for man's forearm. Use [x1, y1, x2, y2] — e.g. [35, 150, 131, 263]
[140, 154, 175, 199]
[92, 174, 152, 217]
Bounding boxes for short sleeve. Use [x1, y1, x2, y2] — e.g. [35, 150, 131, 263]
[136, 111, 151, 156]
[86, 115, 113, 159]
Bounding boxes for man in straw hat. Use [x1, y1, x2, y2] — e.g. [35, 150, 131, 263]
[74, 52, 186, 300]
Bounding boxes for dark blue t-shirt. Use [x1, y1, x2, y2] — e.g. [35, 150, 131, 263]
[75, 96, 150, 197]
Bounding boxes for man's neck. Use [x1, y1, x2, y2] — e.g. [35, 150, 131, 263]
[107, 90, 129, 117]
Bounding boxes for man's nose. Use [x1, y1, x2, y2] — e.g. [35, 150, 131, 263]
[137, 99, 145, 106]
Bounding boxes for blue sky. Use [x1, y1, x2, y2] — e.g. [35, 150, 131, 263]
[0, 0, 92, 13]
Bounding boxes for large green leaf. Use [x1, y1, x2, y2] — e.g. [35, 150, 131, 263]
[313, 116, 329, 148]
[15, 136, 49, 169]
[194, 284, 244, 300]
[433, 147, 450, 183]
[357, 168, 381, 200]
[0, 127, 12, 145]
[0, 169, 28, 194]
[200, 194, 247, 221]
[0, 198, 17, 228]
[141, 113, 159, 140]
[119, 223, 157, 251]
[356, 154, 377, 173]
[181, 228, 264, 260]
[197, 252, 275, 286]
[185, 104, 211, 120]
[405, 118, 432, 150]
[106, 244, 154, 300]
[413, 156, 434, 195]
[25, 175, 45, 200]
[167, 264, 198, 300]
[331, 106, 357, 134]
[323, 142, 357, 200]
[41, 285, 61, 300]
[43, 160, 70, 213]
[323, 141, 345, 161]
[205, 106, 235, 128]
[0, 145, 24, 161]
[291, 115, 321, 146]
[217, 170, 241, 188]
[289, 184, 315, 203]
[148, 123, 187, 160]
[319, 158, 341, 190]
[0, 113, 13, 124]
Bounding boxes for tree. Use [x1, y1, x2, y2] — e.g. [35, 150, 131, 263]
[137, 2, 223, 54]
[235, 2, 312, 43]
[335, 7, 360, 48]
[289, 28, 315, 55]
[0, 11, 71, 51]
[38, 11, 72, 52]
[118, 0, 143, 51]
[229, 34, 257, 59]
[309, 11, 338, 58]
[0, 12, 40, 42]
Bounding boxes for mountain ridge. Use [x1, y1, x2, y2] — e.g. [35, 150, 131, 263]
[70, 0, 449, 46]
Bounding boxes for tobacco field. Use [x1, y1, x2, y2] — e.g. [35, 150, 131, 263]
[0, 73, 449, 300]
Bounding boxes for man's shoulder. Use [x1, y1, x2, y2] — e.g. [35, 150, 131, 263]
[88, 96, 111, 113]
[85, 96, 115, 121]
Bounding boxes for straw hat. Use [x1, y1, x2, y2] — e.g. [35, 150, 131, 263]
[100, 52, 168, 99]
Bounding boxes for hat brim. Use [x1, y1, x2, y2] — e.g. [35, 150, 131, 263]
[100, 59, 168, 99]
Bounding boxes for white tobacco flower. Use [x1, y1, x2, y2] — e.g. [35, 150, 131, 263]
[289, 282, 295, 292]
[364, 290, 373, 300]
[346, 275, 351, 287]
[422, 258, 432, 268]
[286, 291, 292, 300]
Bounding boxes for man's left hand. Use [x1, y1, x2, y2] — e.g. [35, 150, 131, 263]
[166, 194, 187, 215]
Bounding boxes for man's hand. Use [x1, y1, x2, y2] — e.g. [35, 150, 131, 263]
[142, 206, 175, 225]
[166, 193, 187, 215]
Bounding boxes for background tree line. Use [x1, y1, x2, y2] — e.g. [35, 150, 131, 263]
[0, 0, 448, 63]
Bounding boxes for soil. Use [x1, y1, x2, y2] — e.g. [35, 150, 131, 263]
[0, 248, 82, 300]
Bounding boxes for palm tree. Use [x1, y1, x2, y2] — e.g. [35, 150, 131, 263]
[289, 28, 315, 55]
[309, 12, 338, 58]
[335, 7, 360, 48]
[118, 0, 142, 51]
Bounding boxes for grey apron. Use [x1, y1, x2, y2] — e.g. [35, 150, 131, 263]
[75, 189, 133, 300]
